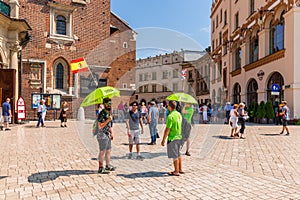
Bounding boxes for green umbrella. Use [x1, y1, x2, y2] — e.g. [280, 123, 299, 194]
[166, 93, 198, 104]
[80, 86, 120, 107]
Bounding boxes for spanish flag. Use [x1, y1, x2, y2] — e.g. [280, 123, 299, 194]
[70, 58, 88, 73]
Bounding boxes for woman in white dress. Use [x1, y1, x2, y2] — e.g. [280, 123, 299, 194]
[229, 104, 239, 137]
[201, 104, 208, 124]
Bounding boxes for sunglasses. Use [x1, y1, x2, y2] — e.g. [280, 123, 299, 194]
[105, 102, 112, 105]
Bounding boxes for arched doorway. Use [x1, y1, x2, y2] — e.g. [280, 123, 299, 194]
[233, 83, 241, 104]
[247, 78, 258, 105]
[267, 72, 284, 106]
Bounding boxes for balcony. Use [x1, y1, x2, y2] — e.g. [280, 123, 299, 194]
[0, 1, 10, 17]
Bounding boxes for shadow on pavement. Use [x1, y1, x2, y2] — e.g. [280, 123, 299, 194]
[110, 152, 167, 160]
[25, 125, 62, 129]
[0, 176, 8, 179]
[212, 135, 236, 140]
[260, 133, 281, 136]
[28, 170, 96, 183]
[117, 171, 167, 179]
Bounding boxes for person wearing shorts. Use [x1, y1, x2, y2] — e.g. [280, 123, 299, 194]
[280, 101, 290, 136]
[96, 98, 115, 174]
[2, 98, 12, 131]
[161, 101, 183, 176]
[126, 101, 144, 160]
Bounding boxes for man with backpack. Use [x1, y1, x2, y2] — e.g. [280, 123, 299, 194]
[96, 98, 115, 174]
[125, 101, 144, 160]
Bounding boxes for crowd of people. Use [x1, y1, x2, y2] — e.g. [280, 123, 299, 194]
[94, 98, 193, 175]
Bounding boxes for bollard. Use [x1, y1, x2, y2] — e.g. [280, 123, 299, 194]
[77, 107, 85, 121]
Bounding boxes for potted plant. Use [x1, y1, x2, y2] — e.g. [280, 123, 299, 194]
[257, 101, 267, 124]
[253, 102, 258, 123]
[247, 103, 254, 122]
[265, 100, 275, 124]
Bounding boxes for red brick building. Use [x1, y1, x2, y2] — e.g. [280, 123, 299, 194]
[14, 0, 136, 120]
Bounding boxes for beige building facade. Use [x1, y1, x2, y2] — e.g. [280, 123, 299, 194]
[211, 0, 300, 118]
[135, 50, 205, 103]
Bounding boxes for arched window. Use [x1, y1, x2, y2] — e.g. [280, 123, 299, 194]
[247, 79, 258, 105]
[56, 63, 64, 89]
[249, 32, 259, 63]
[56, 15, 66, 35]
[267, 72, 284, 105]
[233, 83, 241, 104]
[269, 12, 285, 54]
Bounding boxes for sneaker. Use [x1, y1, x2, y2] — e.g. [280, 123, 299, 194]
[98, 167, 110, 174]
[105, 165, 116, 171]
[128, 154, 133, 159]
[280, 131, 284, 134]
[136, 155, 144, 160]
[285, 133, 290, 136]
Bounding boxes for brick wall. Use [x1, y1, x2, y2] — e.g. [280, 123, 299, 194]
[17, 0, 136, 120]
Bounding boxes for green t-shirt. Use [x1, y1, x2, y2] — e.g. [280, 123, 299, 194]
[182, 106, 194, 124]
[166, 110, 182, 141]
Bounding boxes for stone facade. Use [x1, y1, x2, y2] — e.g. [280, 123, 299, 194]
[136, 50, 205, 103]
[6, 0, 136, 120]
[211, 0, 300, 118]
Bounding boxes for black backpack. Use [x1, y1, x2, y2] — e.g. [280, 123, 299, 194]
[181, 117, 192, 142]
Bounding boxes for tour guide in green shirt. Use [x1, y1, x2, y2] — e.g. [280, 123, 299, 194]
[161, 101, 183, 176]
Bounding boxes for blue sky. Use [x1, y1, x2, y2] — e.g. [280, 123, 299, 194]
[111, 0, 211, 58]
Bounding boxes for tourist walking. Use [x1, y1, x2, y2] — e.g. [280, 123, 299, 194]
[59, 101, 69, 127]
[36, 100, 46, 128]
[125, 101, 144, 160]
[182, 103, 194, 156]
[238, 103, 248, 139]
[1, 98, 12, 131]
[229, 104, 239, 138]
[161, 101, 183, 176]
[96, 98, 116, 174]
[201, 104, 208, 124]
[224, 102, 232, 124]
[41, 99, 47, 123]
[280, 101, 290, 136]
[148, 101, 159, 145]
[117, 101, 125, 122]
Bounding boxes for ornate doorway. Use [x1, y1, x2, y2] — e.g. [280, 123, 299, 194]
[267, 72, 284, 106]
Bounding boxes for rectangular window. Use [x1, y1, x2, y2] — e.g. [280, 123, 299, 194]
[234, 47, 242, 70]
[219, 32, 222, 46]
[173, 69, 179, 78]
[143, 73, 148, 81]
[139, 74, 143, 82]
[250, 0, 255, 15]
[139, 86, 143, 93]
[144, 85, 148, 93]
[223, 68, 227, 88]
[235, 12, 239, 30]
[162, 71, 168, 79]
[218, 60, 222, 78]
[224, 10, 227, 25]
[173, 83, 178, 92]
[188, 70, 193, 80]
[152, 84, 156, 92]
[152, 72, 157, 80]
[216, 15, 219, 28]
[220, 9, 222, 22]
[162, 84, 168, 92]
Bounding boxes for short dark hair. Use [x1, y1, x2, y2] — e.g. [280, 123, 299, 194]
[168, 101, 177, 109]
[103, 98, 111, 104]
[130, 101, 138, 106]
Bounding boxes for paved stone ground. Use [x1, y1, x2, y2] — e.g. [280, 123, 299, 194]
[0, 120, 300, 199]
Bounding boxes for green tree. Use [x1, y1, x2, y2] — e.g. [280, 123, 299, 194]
[257, 101, 266, 118]
[265, 100, 275, 119]
[253, 102, 258, 118]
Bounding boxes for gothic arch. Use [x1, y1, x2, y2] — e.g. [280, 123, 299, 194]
[246, 78, 258, 105]
[52, 57, 70, 90]
[232, 82, 241, 104]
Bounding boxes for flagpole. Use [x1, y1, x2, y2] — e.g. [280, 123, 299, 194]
[87, 65, 98, 87]
[74, 73, 79, 98]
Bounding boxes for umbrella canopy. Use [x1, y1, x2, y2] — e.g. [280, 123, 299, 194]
[80, 86, 120, 107]
[166, 93, 198, 104]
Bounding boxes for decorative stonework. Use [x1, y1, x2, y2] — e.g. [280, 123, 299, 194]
[6, 41, 21, 52]
[244, 49, 285, 72]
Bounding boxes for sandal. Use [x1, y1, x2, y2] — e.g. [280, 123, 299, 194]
[168, 171, 180, 176]
[179, 171, 185, 174]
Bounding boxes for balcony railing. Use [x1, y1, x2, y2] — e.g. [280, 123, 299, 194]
[0, 1, 10, 16]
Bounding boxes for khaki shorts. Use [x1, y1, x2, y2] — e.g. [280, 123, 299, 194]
[128, 129, 141, 145]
